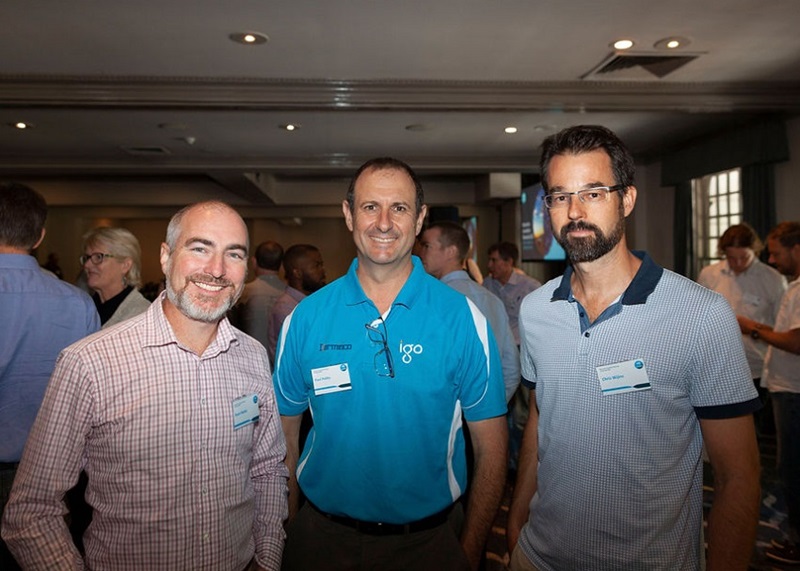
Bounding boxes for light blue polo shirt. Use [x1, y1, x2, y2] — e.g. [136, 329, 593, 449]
[441, 269, 520, 402]
[273, 256, 506, 524]
[517, 251, 760, 570]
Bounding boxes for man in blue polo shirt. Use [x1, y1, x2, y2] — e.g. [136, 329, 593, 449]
[506, 126, 761, 571]
[274, 157, 508, 571]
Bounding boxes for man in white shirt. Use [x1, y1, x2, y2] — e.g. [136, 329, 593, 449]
[698, 223, 786, 432]
[737, 221, 800, 564]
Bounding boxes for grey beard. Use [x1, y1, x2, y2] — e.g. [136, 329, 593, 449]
[166, 280, 239, 323]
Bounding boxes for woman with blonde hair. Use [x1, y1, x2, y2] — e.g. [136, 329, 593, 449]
[80, 227, 151, 328]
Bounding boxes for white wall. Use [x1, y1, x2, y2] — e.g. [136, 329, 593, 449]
[630, 161, 676, 270]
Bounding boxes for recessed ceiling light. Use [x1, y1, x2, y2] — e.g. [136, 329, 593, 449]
[229, 32, 269, 45]
[654, 36, 691, 50]
[612, 39, 635, 50]
[504, 126, 518, 134]
[11, 122, 32, 129]
[280, 124, 300, 131]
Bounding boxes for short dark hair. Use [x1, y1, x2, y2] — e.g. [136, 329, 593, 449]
[283, 244, 320, 274]
[540, 125, 635, 192]
[346, 157, 424, 215]
[254, 240, 284, 271]
[768, 222, 800, 249]
[718, 223, 763, 256]
[0, 182, 47, 250]
[488, 241, 519, 266]
[429, 221, 471, 261]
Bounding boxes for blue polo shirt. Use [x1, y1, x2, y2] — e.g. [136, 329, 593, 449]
[517, 251, 760, 570]
[273, 256, 506, 523]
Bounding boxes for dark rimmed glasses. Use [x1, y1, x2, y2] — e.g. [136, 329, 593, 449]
[365, 321, 395, 378]
[79, 252, 117, 265]
[543, 185, 626, 209]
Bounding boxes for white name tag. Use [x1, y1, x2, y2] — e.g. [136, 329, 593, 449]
[312, 363, 352, 396]
[597, 359, 651, 396]
[232, 394, 260, 430]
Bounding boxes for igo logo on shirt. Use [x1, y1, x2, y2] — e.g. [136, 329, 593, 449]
[399, 340, 423, 364]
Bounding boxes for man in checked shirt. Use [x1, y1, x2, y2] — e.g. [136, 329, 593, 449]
[2, 201, 289, 570]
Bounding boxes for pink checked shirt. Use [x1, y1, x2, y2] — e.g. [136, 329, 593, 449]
[2, 294, 289, 570]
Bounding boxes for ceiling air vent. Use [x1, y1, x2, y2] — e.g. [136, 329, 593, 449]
[582, 52, 700, 81]
[121, 146, 171, 156]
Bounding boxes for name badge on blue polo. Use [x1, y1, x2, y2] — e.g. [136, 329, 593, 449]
[232, 394, 259, 430]
[311, 363, 352, 396]
[597, 359, 651, 395]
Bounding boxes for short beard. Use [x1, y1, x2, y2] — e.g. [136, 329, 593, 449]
[556, 215, 626, 264]
[166, 272, 242, 324]
[301, 274, 326, 294]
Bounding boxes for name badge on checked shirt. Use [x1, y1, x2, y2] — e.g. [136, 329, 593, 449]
[232, 394, 259, 430]
[597, 359, 651, 396]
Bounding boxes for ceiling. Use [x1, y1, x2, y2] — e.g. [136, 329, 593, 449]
[1, 0, 799, 207]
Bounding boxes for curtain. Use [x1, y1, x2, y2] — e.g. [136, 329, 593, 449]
[661, 118, 789, 187]
[665, 117, 789, 276]
[672, 181, 693, 276]
[741, 163, 777, 246]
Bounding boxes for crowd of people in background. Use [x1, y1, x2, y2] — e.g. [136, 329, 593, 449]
[1, 124, 799, 570]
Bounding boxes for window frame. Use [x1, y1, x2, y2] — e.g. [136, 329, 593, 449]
[691, 168, 742, 278]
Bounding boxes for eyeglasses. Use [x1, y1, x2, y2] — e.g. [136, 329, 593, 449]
[365, 321, 395, 378]
[79, 252, 117, 265]
[543, 185, 626, 209]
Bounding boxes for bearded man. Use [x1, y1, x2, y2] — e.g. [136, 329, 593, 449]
[2, 201, 288, 571]
[506, 126, 761, 571]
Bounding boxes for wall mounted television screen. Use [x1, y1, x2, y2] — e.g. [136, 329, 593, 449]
[521, 183, 566, 261]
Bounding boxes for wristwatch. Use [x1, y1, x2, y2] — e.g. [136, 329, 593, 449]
[751, 325, 762, 340]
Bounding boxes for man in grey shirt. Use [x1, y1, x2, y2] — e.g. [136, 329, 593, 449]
[232, 240, 286, 355]
[419, 220, 519, 403]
